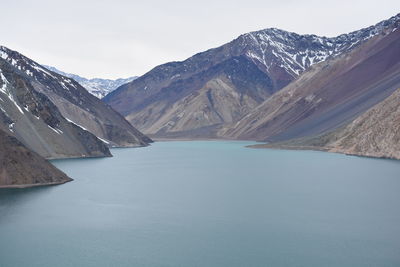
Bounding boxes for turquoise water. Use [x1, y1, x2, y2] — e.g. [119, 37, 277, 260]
[1, 141, 400, 266]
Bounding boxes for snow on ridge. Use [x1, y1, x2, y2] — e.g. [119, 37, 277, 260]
[65, 117, 110, 144]
[0, 70, 8, 94]
[0, 69, 24, 114]
[8, 122, 15, 132]
[0, 49, 8, 60]
[44, 65, 137, 98]
[97, 136, 110, 144]
[31, 63, 56, 79]
[241, 14, 399, 76]
[0, 46, 60, 82]
[65, 117, 88, 131]
[47, 124, 63, 135]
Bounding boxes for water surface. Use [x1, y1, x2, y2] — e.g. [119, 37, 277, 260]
[1, 141, 400, 266]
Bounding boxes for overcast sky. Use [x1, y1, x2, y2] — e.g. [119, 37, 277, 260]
[1, 0, 399, 79]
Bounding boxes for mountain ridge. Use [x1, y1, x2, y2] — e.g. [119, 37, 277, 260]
[251, 85, 400, 160]
[222, 24, 400, 141]
[0, 56, 112, 159]
[0, 45, 152, 150]
[104, 13, 400, 139]
[44, 65, 137, 98]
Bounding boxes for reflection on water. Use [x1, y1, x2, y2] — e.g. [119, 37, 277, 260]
[0, 186, 54, 221]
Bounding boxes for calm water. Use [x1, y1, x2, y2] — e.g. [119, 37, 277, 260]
[1, 141, 400, 267]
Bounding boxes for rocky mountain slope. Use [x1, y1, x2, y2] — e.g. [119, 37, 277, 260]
[0, 56, 111, 159]
[0, 46, 152, 149]
[0, 128, 72, 188]
[104, 14, 400, 138]
[44, 65, 137, 98]
[222, 24, 400, 141]
[254, 86, 400, 160]
[325, 87, 400, 159]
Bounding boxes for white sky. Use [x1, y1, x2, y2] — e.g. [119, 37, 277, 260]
[1, 0, 399, 79]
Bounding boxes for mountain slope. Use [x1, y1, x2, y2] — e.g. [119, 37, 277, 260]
[255, 86, 400, 160]
[0, 128, 72, 188]
[124, 56, 275, 138]
[44, 65, 137, 98]
[222, 23, 400, 141]
[104, 14, 400, 138]
[0, 46, 152, 148]
[324, 87, 400, 159]
[0, 57, 111, 159]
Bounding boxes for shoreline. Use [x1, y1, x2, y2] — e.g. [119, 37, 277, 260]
[0, 179, 73, 189]
[247, 143, 400, 161]
[3, 140, 398, 190]
[150, 137, 255, 142]
[47, 143, 151, 160]
[46, 154, 112, 161]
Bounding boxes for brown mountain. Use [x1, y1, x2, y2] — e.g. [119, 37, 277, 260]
[253, 86, 400, 160]
[104, 14, 399, 139]
[0, 128, 72, 188]
[324, 87, 400, 159]
[222, 24, 400, 142]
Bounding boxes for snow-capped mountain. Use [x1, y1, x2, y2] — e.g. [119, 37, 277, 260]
[0, 47, 111, 159]
[104, 13, 400, 139]
[239, 14, 399, 77]
[0, 45, 151, 159]
[43, 65, 137, 98]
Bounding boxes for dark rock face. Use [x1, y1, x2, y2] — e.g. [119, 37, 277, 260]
[223, 24, 400, 142]
[0, 46, 152, 148]
[0, 58, 111, 159]
[0, 128, 72, 188]
[104, 14, 399, 139]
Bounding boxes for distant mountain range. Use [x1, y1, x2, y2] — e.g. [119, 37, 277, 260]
[1, 13, 400, 188]
[222, 22, 400, 141]
[104, 13, 400, 159]
[44, 65, 137, 98]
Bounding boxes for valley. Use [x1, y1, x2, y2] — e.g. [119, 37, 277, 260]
[1, 13, 400, 187]
[1, 6, 400, 267]
[104, 14, 400, 146]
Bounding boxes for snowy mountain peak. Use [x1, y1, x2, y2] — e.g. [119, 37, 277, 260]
[44, 66, 137, 98]
[237, 13, 400, 77]
[0, 46, 136, 99]
[0, 46, 81, 93]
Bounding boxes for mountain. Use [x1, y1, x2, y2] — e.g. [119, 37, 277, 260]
[0, 55, 111, 159]
[0, 45, 152, 153]
[44, 65, 137, 98]
[103, 14, 399, 139]
[0, 128, 72, 188]
[222, 20, 400, 142]
[323, 87, 400, 159]
[253, 86, 400, 160]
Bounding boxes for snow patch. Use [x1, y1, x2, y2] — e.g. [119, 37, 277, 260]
[65, 117, 88, 131]
[97, 136, 110, 144]
[0, 70, 24, 114]
[32, 64, 56, 79]
[8, 122, 15, 132]
[47, 124, 63, 135]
